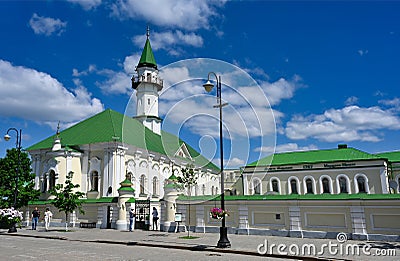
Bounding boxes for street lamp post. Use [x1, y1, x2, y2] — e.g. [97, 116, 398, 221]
[203, 72, 231, 248]
[4, 128, 22, 209]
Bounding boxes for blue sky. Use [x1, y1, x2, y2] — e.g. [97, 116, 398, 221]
[1, 1, 400, 168]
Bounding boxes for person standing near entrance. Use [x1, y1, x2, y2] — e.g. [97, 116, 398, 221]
[129, 207, 135, 232]
[31, 207, 40, 230]
[44, 207, 53, 231]
[152, 207, 159, 231]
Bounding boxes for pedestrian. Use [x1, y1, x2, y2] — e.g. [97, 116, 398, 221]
[152, 207, 159, 231]
[129, 207, 135, 232]
[31, 207, 40, 230]
[44, 207, 53, 231]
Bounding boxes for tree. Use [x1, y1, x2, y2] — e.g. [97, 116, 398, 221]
[176, 164, 198, 238]
[50, 171, 85, 231]
[0, 148, 39, 209]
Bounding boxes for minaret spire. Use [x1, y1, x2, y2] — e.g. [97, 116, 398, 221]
[131, 27, 163, 135]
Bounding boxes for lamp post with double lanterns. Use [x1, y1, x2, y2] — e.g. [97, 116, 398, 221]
[4, 128, 22, 209]
[203, 72, 231, 248]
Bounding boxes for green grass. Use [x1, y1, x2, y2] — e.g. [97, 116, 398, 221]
[179, 236, 199, 239]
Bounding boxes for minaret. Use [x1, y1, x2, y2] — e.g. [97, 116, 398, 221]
[52, 121, 62, 151]
[132, 27, 163, 135]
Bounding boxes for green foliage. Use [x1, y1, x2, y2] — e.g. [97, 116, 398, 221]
[50, 171, 85, 224]
[0, 148, 39, 208]
[175, 164, 198, 238]
[175, 164, 198, 193]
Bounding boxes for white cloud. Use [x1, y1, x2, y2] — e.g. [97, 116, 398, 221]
[345, 96, 358, 106]
[259, 77, 299, 106]
[133, 30, 203, 56]
[379, 97, 400, 110]
[255, 143, 318, 154]
[285, 105, 400, 142]
[0, 60, 103, 128]
[111, 0, 226, 31]
[73, 54, 140, 95]
[358, 49, 369, 56]
[29, 13, 67, 36]
[67, 0, 102, 10]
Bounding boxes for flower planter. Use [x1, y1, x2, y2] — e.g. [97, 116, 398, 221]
[209, 207, 228, 220]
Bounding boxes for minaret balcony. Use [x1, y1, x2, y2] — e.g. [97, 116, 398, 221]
[131, 75, 163, 91]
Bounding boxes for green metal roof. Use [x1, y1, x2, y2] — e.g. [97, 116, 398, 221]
[137, 38, 157, 69]
[27, 109, 219, 171]
[375, 151, 400, 163]
[248, 147, 383, 167]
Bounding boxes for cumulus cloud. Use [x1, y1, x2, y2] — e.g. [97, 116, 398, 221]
[133, 30, 204, 56]
[255, 143, 318, 154]
[379, 97, 400, 110]
[0, 60, 103, 128]
[73, 54, 141, 95]
[345, 96, 358, 106]
[285, 105, 400, 142]
[29, 13, 67, 36]
[67, 0, 102, 10]
[111, 0, 225, 31]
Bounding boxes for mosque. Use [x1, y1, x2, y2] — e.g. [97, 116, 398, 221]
[25, 30, 400, 241]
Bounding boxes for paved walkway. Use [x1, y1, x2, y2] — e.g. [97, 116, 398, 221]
[1, 227, 399, 260]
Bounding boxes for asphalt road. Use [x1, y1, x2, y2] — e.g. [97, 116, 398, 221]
[0, 235, 290, 261]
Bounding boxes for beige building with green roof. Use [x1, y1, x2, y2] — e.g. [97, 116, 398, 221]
[241, 144, 391, 196]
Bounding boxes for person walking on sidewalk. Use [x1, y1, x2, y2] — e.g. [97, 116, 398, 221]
[129, 207, 135, 232]
[31, 207, 40, 230]
[44, 207, 53, 231]
[152, 207, 159, 231]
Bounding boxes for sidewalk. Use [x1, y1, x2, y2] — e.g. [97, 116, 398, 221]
[1, 227, 399, 261]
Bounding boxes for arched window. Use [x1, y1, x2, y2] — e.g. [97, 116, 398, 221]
[140, 175, 146, 195]
[211, 186, 215, 195]
[290, 179, 298, 194]
[126, 172, 133, 182]
[272, 179, 279, 193]
[322, 177, 330, 193]
[215, 187, 218, 195]
[90, 171, 99, 191]
[202, 184, 206, 195]
[48, 170, 56, 191]
[338, 176, 348, 193]
[253, 179, 261, 195]
[306, 178, 314, 194]
[194, 185, 198, 196]
[357, 176, 367, 193]
[152, 177, 158, 196]
[41, 174, 47, 193]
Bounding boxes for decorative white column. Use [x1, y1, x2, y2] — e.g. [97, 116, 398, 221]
[380, 164, 389, 194]
[116, 179, 135, 230]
